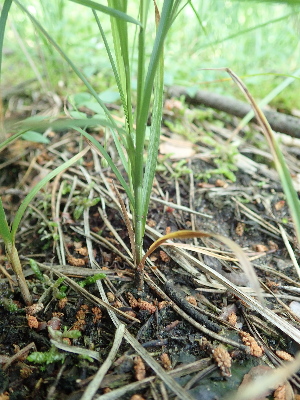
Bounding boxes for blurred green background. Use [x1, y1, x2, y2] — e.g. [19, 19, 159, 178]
[2, 0, 300, 110]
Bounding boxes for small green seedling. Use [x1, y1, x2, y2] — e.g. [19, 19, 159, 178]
[27, 346, 65, 365]
[78, 273, 106, 288]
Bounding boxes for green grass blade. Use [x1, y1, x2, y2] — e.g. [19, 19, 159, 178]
[0, 198, 13, 244]
[68, 0, 141, 25]
[0, 129, 29, 152]
[136, 1, 150, 120]
[13, 0, 118, 131]
[142, 49, 164, 238]
[107, 1, 134, 138]
[1, 117, 125, 152]
[92, 10, 127, 124]
[74, 127, 135, 206]
[0, 0, 12, 80]
[134, 1, 179, 259]
[188, 1, 207, 35]
[11, 147, 89, 239]
[92, 9, 135, 161]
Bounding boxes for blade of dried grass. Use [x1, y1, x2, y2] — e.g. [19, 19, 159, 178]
[222, 68, 300, 247]
[228, 351, 300, 400]
[144, 225, 300, 344]
[139, 230, 263, 304]
[80, 324, 125, 400]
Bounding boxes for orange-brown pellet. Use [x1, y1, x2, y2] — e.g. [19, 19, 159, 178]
[212, 346, 232, 377]
[127, 292, 139, 308]
[134, 356, 146, 381]
[67, 255, 86, 266]
[275, 350, 294, 361]
[137, 299, 156, 314]
[239, 331, 263, 357]
[185, 296, 197, 306]
[274, 384, 286, 400]
[91, 307, 102, 323]
[160, 353, 172, 370]
[227, 312, 237, 326]
[160, 250, 170, 262]
[26, 315, 39, 329]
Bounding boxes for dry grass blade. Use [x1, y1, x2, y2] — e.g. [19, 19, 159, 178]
[139, 230, 264, 304]
[144, 225, 300, 344]
[80, 324, 125, 400]
[222, 68, 300, 248]
[228, 351, 300, 400]
[36, 263, 139, 323]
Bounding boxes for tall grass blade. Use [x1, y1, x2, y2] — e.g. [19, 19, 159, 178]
[107, 1, 134, 136]
[92, 9, 135, 160]
[134, 1, 180, 261]
[142, 19, 164, 230]
[0, 0, 12, 80]
[238, 66, 300, 129]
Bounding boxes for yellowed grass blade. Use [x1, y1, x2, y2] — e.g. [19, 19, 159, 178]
[139, 230, 263, 304]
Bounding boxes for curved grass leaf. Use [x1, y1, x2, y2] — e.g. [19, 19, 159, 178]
[139, 230, 263, 303]
[11, 147, 89, 239]
[1, 117, 125, 152]
[229, 351, 300, 400]
[68, 0, 142, 26]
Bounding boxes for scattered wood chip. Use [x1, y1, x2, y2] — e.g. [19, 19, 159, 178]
[159, 134, 195, 160]
[25, 303, 44, 315]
